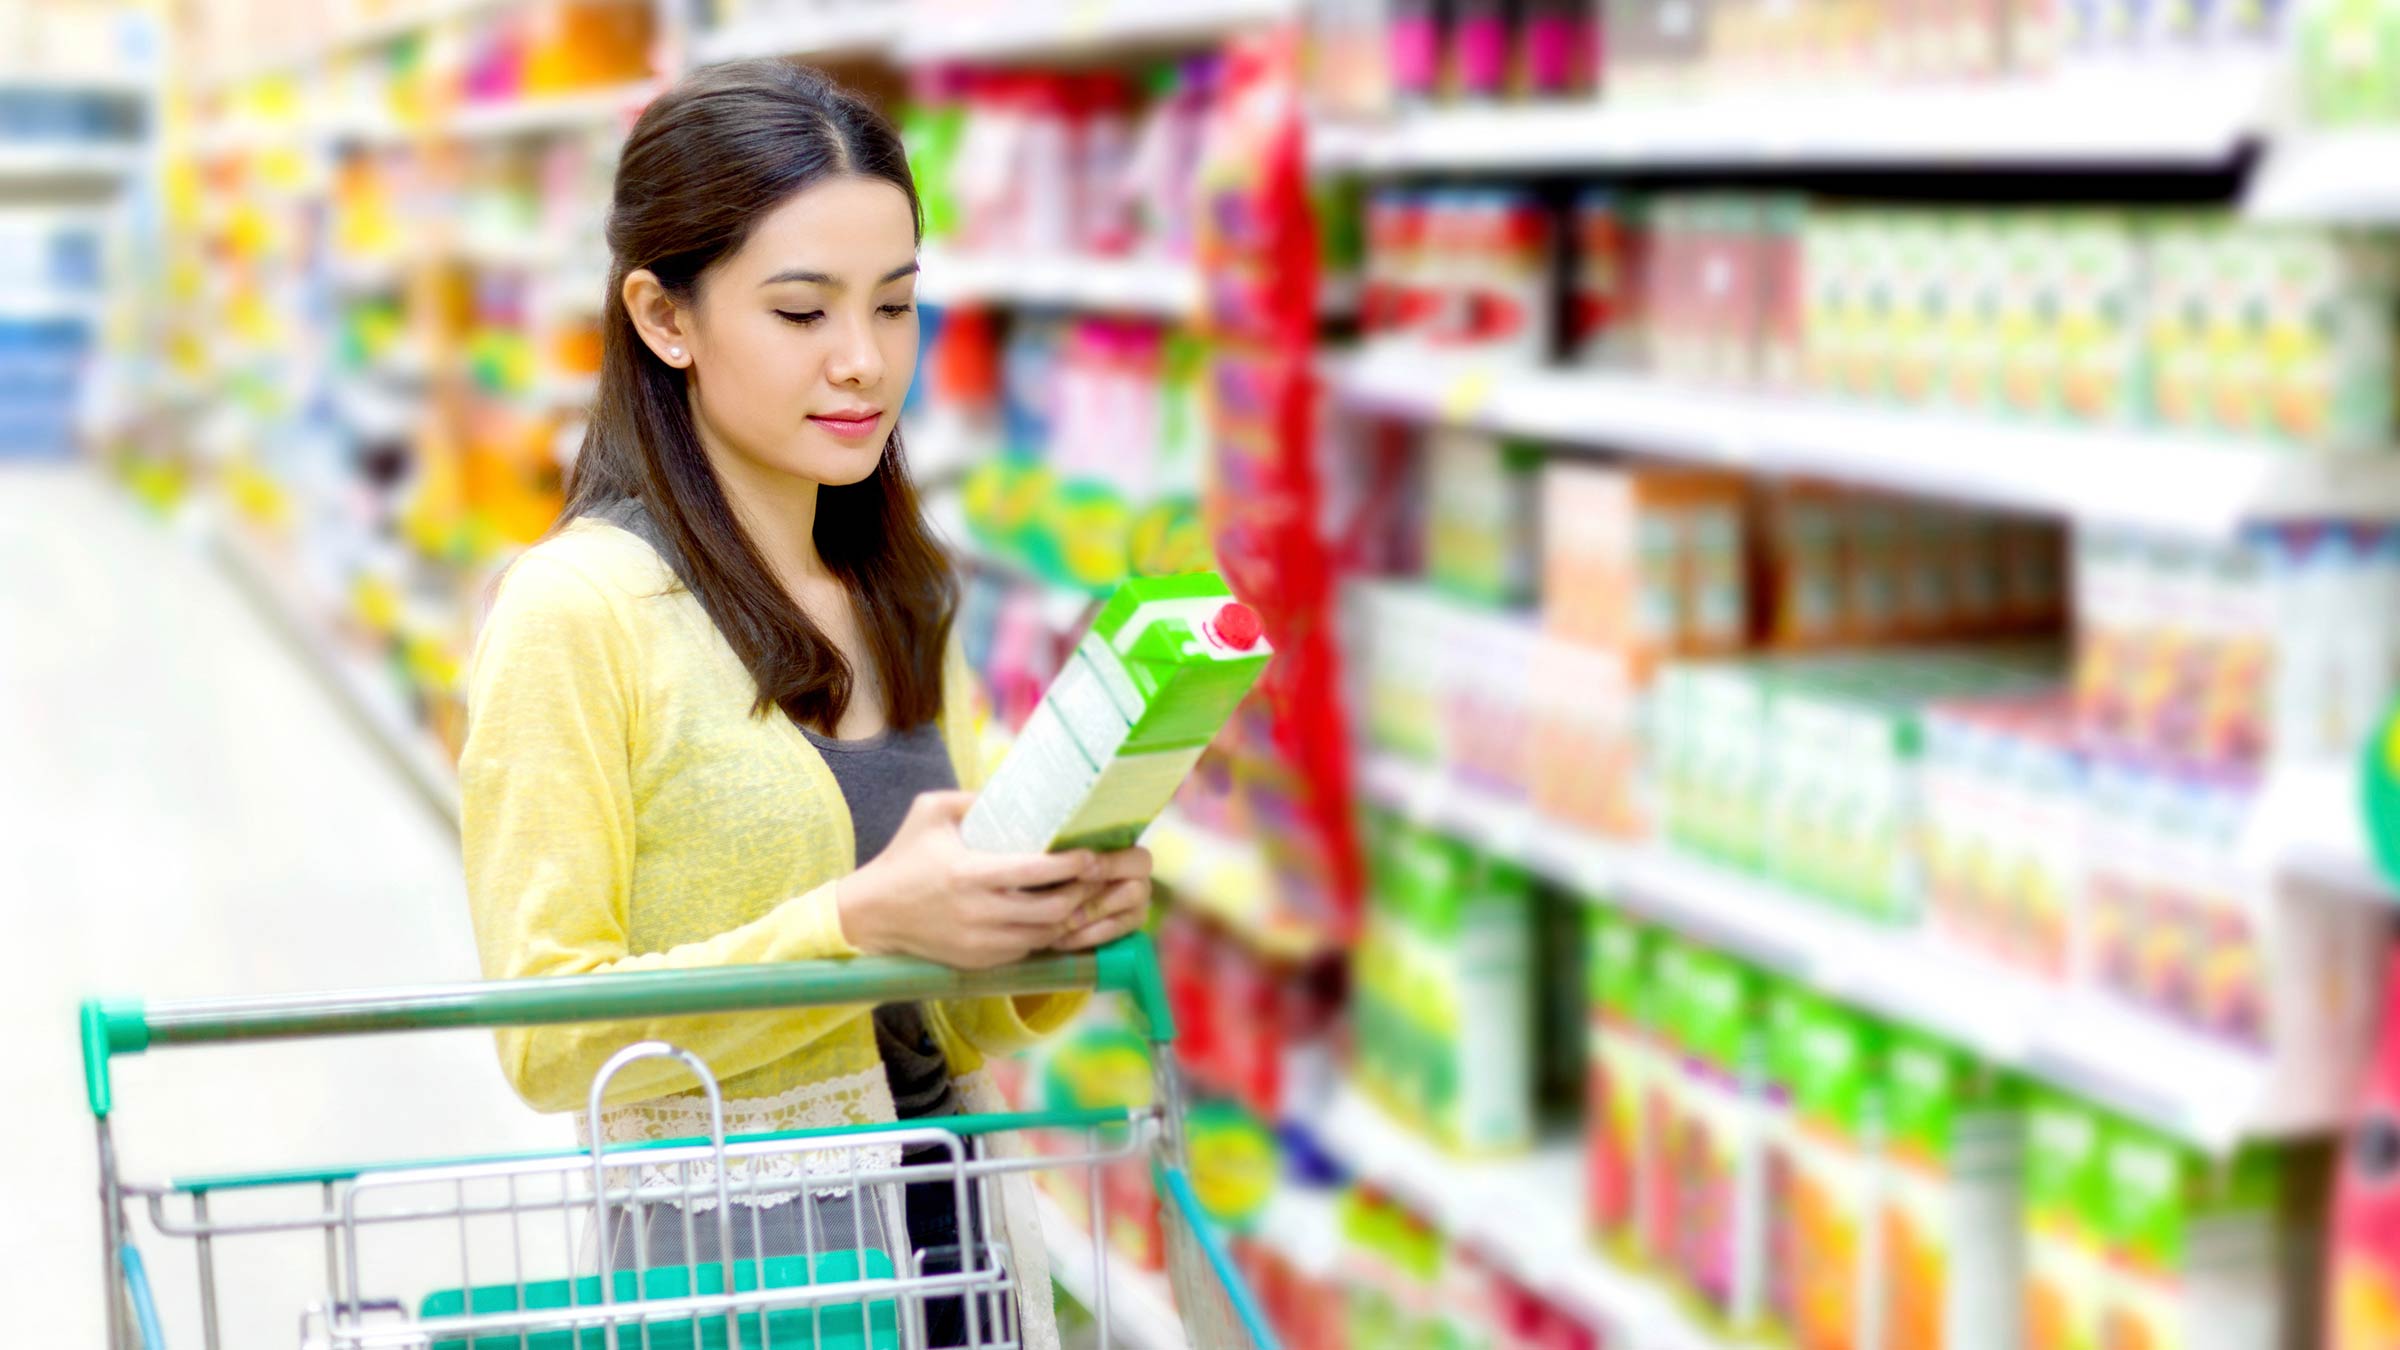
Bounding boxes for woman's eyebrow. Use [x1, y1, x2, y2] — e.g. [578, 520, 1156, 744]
[759, 261, 921, 289]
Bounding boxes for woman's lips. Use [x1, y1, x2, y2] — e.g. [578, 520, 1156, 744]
[807, 411, 883, 440]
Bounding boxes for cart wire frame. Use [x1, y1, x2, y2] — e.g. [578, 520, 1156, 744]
[81, 934, 1279, 1350]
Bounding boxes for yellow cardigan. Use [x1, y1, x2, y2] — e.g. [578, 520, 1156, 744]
[460, 516, 1083, 1125]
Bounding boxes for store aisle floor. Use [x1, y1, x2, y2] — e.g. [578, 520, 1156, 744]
[0, 465, 557, 1344]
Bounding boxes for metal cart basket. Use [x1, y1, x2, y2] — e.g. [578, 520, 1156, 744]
[80, 933, 1276, 1350]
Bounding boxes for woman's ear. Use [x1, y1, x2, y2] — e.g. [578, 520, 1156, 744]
[622, 268, 694, 369]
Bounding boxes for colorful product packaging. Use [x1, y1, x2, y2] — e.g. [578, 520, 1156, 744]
[962, 573, 1271, 854]
[2098, 1129, 2285, 1350]
[1670, 950, 1769, 1333]
[1920, 693, 2085, 982]
[2024, 1092, 2111, 1350]
[1427, 429, 1544, 607]
[1789, 1001, 1886, 1350]
[1586, 907, 1649, 1249]
[1880, 1033, 2025, 1350]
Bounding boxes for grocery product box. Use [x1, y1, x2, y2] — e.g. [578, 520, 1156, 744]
[2024, 1093, 2111, 1350]
[2098, 1128, 2285, 1350]
[1881, 1032, 2025, 1350]
[1920, 693, 2085, 982]
[1540, 461, 1752, 670]
[962, 573, 1270, 854]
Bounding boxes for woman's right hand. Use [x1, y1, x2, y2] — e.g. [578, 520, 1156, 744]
[834, 790, 1106, 970]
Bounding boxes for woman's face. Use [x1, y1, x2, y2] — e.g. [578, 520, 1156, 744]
[679, 175, 920, 491]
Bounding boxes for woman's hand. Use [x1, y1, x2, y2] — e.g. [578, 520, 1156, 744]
[1046, 846, 1153, 952]
[836, 790, 1111, 970]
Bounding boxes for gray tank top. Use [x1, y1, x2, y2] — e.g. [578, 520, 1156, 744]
[802, 717, 962, 1121]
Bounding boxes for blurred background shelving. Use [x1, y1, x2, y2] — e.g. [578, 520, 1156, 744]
[35, 0, 2400, 1344]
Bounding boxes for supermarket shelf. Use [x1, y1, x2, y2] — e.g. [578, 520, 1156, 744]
[1148, 809, 1336, 961]
[0, 290, 102, 323]
[2249, 129, 2400, 223]
[919, 247, 1202, 319]
[1034, 1191, 1186, 1350]
[213, 518, 462, 827]
[0, 72, 154, 99]
[447, 82, 657, 141]
[1320, 1086, 1706, 1350]
[692, 4, 909, 64]
[1335, 351, 2400, 539]
[1357, 753, 2345, 1150]
[1314, 63, 2271, 173]
[896, 0, 1294, 62]
[0, 142, 144, 185]
[2245, 761, 2393, 901]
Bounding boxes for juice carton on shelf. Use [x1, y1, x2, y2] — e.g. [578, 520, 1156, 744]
[1657, 659, 1773, 866]
[1802, 209, 1859, 397]
[1639, 937, 1703, 1269]
[1351, 580, 1449, 765]
[1789, 1000, 1887, 1350]
[1442, 603, 1541, 800]
[1531, 633, 1645, 838]
[1997, 212, 2065, 421]
[1425, 848, 1539, 1155]
[1586, 907, 1649, 1250]
[2024, 1092, 2111, 1350]
[2099, 1128, 2285, 1350]
[2259, 229, 2400, 452]
[1539, 461, 1754, 671]
[1921, 693, 2086, 982]
[1759, 979, 1825, 1347]
[1940, 212, 2007, 416]
[1427, 429, 1544, 608]
[2143, 215, 2215, 433]
[1880, 1032, 2024, 1350]
[2055, 213, 2144, 426]
[962, 573, 1271, 855]
[1670, 950, 1769, 1332]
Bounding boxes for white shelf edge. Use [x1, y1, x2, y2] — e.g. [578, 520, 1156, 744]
[691, 6, 907, 64]
[2248, 128, 2400, 224]
[0, 143, 145, 184]
[896, 0, 1293, 62]
[1357, 752, 2344, 1151]
[1314, 61, 2270, 173]
[0, 292, 103, 323]
[211, 518, 462, 827]
[1034, 1192, 1187, 1350]
[1335, 351, 2400, 539]
[919, 247, 1201, 319]
[1319, 1085, 1706, 1350]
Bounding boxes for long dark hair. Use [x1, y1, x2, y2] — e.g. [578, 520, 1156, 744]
[559, 60, 954, 732]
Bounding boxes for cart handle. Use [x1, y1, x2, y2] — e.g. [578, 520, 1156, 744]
[81, 933, 1172, 1118]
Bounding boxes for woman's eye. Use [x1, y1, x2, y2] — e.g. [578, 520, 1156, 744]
[880, 303, 915, 317]
[775, 310, 824, 327]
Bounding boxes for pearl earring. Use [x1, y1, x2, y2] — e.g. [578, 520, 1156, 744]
[668, 346, 684, 361]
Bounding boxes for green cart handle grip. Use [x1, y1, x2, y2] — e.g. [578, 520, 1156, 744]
[82, 933, 1172, 1117]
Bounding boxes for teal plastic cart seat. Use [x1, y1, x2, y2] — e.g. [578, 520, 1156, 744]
[418, 1249, 900, 1349]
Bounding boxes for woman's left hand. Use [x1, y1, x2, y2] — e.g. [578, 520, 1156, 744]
[1047, 846, 1153, 951]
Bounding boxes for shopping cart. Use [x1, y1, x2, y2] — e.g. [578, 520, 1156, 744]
[80, 933, 1277, 1350]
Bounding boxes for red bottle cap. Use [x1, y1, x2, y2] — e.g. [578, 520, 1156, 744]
[1207, 602, 1263, 651]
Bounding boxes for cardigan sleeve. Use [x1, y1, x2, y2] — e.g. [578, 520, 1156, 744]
[461, 553, 871, 1114]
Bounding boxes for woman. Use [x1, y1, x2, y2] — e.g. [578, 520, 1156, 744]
[460, 60, 1152, 1348]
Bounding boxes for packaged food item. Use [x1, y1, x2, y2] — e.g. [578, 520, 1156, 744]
[1920, 693, 2085, 982]
[1669, 950, 1768, 1333]
[1759, 979, 1823, 1345]
[1586, 907, 1653, 1249]
[962, 573, 1271, 854]
[1880, 1032, 2024, 1350]
[1789, 1001, 1886, 1350]
[2024, 1092, 2111, 1350]
[1570, 191, 1648, 368]
[1538, 461, 1753, 672]
[1427, 429, 1543, 606]
[1530, 635, 1644, 837]
[2098, 1127, 2285, 1350]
